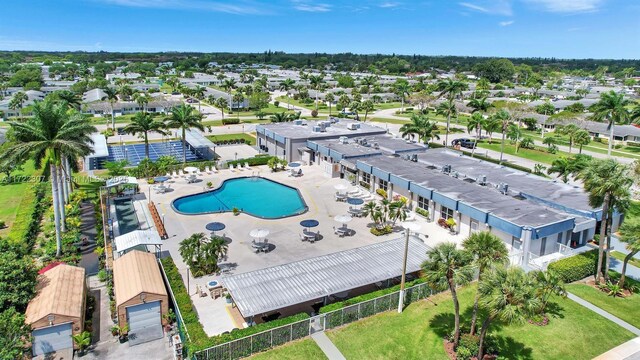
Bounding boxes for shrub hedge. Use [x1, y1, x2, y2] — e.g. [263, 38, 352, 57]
[226, 155, 275, 167]
[548, 249, 598, 283]
[319, 278, 425, 313]
[222, 118, 240, 125]
[160, 257, 310, 354]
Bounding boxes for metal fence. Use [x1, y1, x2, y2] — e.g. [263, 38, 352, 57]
[159, 260, 191, 346]
[193, 282, 435, 360]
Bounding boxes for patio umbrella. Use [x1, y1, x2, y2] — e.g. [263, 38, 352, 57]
[347, 197, 365, 206]
[154, 176, 170, 183]
[249, 228, 270, 239]
[334, 183, 348, 192]
[288, 162, 301, 168]
[334, 215, 353, 224]
[184, 166, 198, 173]
[205, 222, 226, 233]
[299, 219, 319, 228]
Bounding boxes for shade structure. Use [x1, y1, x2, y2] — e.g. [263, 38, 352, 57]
[184, 166, 198, 173]
[288, 162, 301, 168]
[205, 222, 226, 232]
[249, 228, 270, 239]
[334, 215, 353, 224]
[334, 183, 348, 191]
[300, 219, 319, 228]
[347, 197, 365, 206]
[154, 176, 170, 183]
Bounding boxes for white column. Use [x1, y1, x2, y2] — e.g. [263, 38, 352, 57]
[521, 227, 533, 266]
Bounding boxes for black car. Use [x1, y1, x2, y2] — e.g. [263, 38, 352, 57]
[452, 138, 476, 149]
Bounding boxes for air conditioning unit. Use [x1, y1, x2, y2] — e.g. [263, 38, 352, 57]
[312, 126, 322, 132]
[442, 164, 451, 174]
[293, 119, 303, 125]
[347, 123, 358, 130]
[339, 136, 348, 144]
[410, 154, 418, 162]
[478, 175, 487, 186]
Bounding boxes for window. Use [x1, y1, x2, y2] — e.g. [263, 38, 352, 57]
[511, 236, 522, 250]
[440, 205, 454, 220]
[417, 196, 429, 210]
[378, 179, 388, 191]
[556, 232, 563, 243]
[540, 237, 547, 256]
[361, 172, 370, 184]
[470, 219, 479, 234]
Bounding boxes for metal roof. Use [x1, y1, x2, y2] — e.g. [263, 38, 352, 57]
[223, 236, 429, 318]
[114, 229, 162, 255]
[25, 264, 85, 325]
[185, 128, 216, 148]
[88, 132, 109, 158]
[113, 250, 167, 308]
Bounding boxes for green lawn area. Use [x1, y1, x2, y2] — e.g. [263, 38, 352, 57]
[520, 129, 640, 160]
[0, 160, 39, 237]
[476, 141, 562, 164]
[369, 117, 410, 125]
[206, 132, 256, 145]
[567, 284, 640, 329]
[248, 339, 326, 360]
[611, 251, 640, 268]
[324, 286, 634, 360]
[201, 118, 268, 127]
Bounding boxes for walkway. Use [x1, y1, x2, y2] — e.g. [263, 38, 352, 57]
[78, 201, 99, 275]
[567, 293, 640, 336]
[593, 336, 640, 360]
[311, 331, 346, 360]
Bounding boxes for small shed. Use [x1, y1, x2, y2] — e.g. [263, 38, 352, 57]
[25, 264, 86, 356]
[113, 250, 168, 345]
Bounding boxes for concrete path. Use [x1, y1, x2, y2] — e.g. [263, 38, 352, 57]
[593, 336, 640, 360]
[311, 332, 346, 360]
[567, 293, 640, 336]
[78, 201, 99, 275]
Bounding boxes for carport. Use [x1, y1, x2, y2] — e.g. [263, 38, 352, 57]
[25, 264, 86, 357]
[113, 250, 168, 345]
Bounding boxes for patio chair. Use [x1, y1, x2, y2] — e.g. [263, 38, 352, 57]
[212, 167, 219, 174]
[229, 164, 235, 172]
[244, 162, 251, 170]
[166, 172, 172, 179]
[172, 170, 178, 177]
[179, 170, 185, 177]
[300, 234, 306, 242]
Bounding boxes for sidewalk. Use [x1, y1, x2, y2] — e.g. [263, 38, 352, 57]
[567, 293, 640, 336]
[311, 332, 346, 360]
[593, 336, 640, 360]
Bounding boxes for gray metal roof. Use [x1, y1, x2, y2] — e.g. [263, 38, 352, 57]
[185, 129, 215, 149]
[222, 236, 429, 317]
[258, 120, 387, 140]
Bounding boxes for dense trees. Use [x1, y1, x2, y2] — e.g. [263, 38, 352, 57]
[473, 58, 516, 83]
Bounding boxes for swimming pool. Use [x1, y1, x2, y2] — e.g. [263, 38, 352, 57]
[114, 198, 139, 235]
[172, 177, 308, 219]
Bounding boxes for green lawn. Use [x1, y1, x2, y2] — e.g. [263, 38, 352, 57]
[567, 284, 640, 329]
[0, 160, 39, 237]
[206, 133, 256, 146]
[476, 141, 562, 164]
[520, 129, 640, 160]
[611, 251, 640, 268]
[201, 118, 268, 127]
[324, 286, 634, 360]
[248, 339, 326, 360]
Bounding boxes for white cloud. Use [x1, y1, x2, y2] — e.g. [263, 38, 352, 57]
[499, 20, 515, 26]
[290, 0, 331, 12]
[96, 0, 266, 15]
[523, 0, 604, 13]
[459, 0, 512, 16]
[379, 2, 400, 8]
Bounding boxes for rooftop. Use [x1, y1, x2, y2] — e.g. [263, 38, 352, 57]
[25, 264, 85, 325]
[257, 119, 387, 140]
[113, 250, 167, 308]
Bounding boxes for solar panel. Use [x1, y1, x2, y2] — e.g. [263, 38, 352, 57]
[106, 140, 204, 166]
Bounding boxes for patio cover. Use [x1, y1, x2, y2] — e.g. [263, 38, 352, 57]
[114, 229, 162, 256]
[105, 176, 138, 188]
[185, 128, 215, 149]
[222, 236, 429, 318]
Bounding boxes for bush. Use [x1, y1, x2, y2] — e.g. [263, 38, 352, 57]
[319, 278, 425, 313]
[415, 207, 429, 218]
[458, 334, 480, 356]
[456, 345, 473, 360]
[370, 225, 392, 236]
[626, 141, 640, 148]
[359, 181, 370, 189]
[227, 155, 275, 168]
[548, 249, 598, 283]
[311, 109, 318, 117]
[222, 118, 240, 125]
[273, 100, 279, 107]
[376, 188, 387, 198]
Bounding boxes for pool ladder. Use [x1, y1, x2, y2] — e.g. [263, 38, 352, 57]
[251, 171, 261, 179]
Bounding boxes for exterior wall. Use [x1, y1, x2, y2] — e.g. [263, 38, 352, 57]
[116, 292, 168, 330]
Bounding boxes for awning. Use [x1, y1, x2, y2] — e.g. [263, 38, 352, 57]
[574, 217, 596, 233]
[339, 159, 357, 172]
[114, 229, 162, 255]
[105, 176, 138, 188]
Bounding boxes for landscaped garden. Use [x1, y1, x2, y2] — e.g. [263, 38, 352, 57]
[567, 283, 640, 329]
[206, 132, 256, 146]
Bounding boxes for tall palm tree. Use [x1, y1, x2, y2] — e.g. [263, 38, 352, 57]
[325, 93, 335, 116]
[578, 159, 633, 283]
[215, 97, 228, 120]
[558, 123, 580, 153]
[492, 109, 511, 164]
[10, 91, 28, 112]
[466, 113, 486, 157]
[134, 92, 151, 113]
[308, 74, 324, 110]
[421, 242, 473, 348]
[123, 112, 168, 159]
[437, 79, 468, 143]
[193, 86, 206, 113]
[617, 219, 640, 288]
[436, 100, 457, 147]
[0, 100, 96, 256]
[165, 104, 204, 164]
[53, 90, 81, 110]
[467, 96, 493, 114]
[393, 80, 412, 112]
[591, 91, 630, 156]
[361, 100, 375, 122]
[279, 78, 296, 110]
[103, 87, 119, 129]
[399, 114, 440, 144]
[574, 129, 591, 154]
[221, 78, 237, 109]
[361, 75, 378, 95]
[462, 232, 508, 335]
[477, 266, 540, 359]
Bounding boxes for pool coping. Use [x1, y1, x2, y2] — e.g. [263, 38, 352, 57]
[170, 176, 309, 220]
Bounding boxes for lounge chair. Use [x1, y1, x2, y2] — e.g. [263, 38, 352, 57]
[172, 170, 178, 177]
[244, 162, 250, 170]
[212, 167, 219, 173]
[166, 172, 172, 179]
[229, 164, 235, 172]
[179, 170, 185, 177]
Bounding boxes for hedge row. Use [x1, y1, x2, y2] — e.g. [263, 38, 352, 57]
[8, 182, 49, 250]
[159, 257, 309, 354]
[222, 118, 240, 125]
[548, 249, 598, 283]
[319, 278, 425, 314]
[226, 154, 275, 167]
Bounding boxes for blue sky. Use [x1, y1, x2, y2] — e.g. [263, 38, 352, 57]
[0, 0, 638, 59]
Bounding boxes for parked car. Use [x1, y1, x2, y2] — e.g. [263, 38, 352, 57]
[452, 138, 476, 149]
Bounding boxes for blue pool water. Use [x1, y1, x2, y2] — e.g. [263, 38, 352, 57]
[172, 177, 307, 219]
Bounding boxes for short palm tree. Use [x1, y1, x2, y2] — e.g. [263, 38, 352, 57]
[547, 157, 573, 183]
[54, 90, 81, 110]
[399, 114, 440, 144]
[466, 112, 486, 157]
[72, 331, 91, 356]
[578, 159, 633, 283]
[477, 266, 540, 359]
[1, 99, 96, 257]
[467, 96, 493, 114]
[361, 75, 378, 94]
[421, 242, 473, 348]
[462, 231, 508, 335]
[532, 269, 567, 314]
[361, 100, 375, 122]
[123, 112, 168, 159]
[574, 129, 591, 154]
[165, 104, 204, 164]
[591, 91, 630, 156]
[308, 74, 325, 110]
[492, 109, 511, 163]
[279, 78, 296, 110]
[482, 117, 500, 144]
[134, 92, 151, 112]
[325, 93, 335, 116]
[616, 219, 640, 288]
[215, 97, 228, 119]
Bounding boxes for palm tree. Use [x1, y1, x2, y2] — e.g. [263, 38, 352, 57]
[483, 117, 500, 144]
[466, 113, 486, 157]
[393, 80, 412, 112]
[134, 92, 151, 113]
[477, 266, 540, 359]
[0, 100, 96, 256]
[462, 232, 508, 335]
[179, 233, 206, 274]
[361, 75, 378, 95]
[279, 78, 296, 110]
[9, 91, 28, 113]
[532, 270, 567, 314]
[437, 79, 468, 142]
[399, 114, 440, 144]
[591, 91, 631, 156]
[616, 219, 640, 288]
[574, 129, 591, 154]
[123, 112, 168, 159]
[308, 74, 324, 110]
[492, 109, 511, 163]
[215, 97, 228, 120]
[221, 78, 237, 109]
[103, 87, 119, 129]
[578, 159, 633, 283]
[547, 157, 573, 183]
[467, 96, 493, 115]
[71, 331, 91, 356]
[165, 104, 204, 164]
[232, 92, 245, 114]
[325, 93, 335, 116]
[421, 242, 473, 348]
[270, 112, 291, 123]
[193, 86, 206, 113]
[361, 100, 375, 122]
[507, 123, 522, 153]
[558, 123, 580, 153]
[436, 100, 457, 147]
[54, 90, 81, 110]
[388, 201, 407, 227]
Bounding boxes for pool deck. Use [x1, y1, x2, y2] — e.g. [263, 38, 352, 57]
[133, 164, 465, 336]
